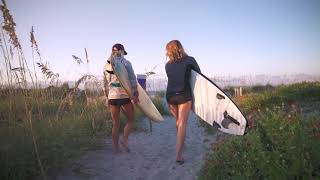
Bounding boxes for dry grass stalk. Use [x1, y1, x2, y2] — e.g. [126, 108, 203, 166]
[56, 74, 101, 119]
[0, 67, 3, 87]
[0, 32, 12, 85]
[36, 62, 59, 84]
[1, 1, 34, 86]
[19, 48, 36, 85]
[145, 65, 157, 77]
[11, 67, 24, 85]
[85, 48, 89, 64]
[0, 0, 21, 50]
[72, 55, 82, 64]
[74, 74, 101, 89]
[86, 96, 97, 107]
[30, 26, 41, 58]
[30, 26, 39, 86]
[9, 44, 13, 58]
[28, 110, 47, 180]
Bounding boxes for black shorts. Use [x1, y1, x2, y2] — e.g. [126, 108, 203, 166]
[108, 98, 131, 106]
[166, 91, 192, 105]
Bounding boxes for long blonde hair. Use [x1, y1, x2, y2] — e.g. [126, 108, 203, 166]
[166, 40, 188, 63]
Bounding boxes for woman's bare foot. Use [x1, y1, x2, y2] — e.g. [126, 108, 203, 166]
[120, 138, 130, 153]
[113, 146, 121, 154]
[176, 158, 185, 165]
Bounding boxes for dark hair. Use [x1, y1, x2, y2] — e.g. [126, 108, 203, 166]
[112, 43, 127, 55]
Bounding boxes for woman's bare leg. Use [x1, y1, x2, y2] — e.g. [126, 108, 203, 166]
[121, 102, 134, 152]
[176, 100, 192, 162]
[109, 105, 121, 153]
[169, 104, 179, 130]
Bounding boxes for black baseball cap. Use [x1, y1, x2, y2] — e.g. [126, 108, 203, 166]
[112, 43, 127, 55]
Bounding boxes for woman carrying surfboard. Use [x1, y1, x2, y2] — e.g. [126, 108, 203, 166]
[165, 40, 201, 164]
[103, 43, 139, 153]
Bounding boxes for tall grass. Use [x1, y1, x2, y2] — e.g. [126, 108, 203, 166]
[199, 82, 320, 179]
[0, 87, 114, 179]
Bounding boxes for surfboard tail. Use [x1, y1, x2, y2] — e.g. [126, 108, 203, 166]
[190, 70, 247, 135]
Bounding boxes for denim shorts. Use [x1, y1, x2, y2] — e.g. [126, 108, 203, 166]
[108, 98, 131, 106]
[166, 91, 192, 105]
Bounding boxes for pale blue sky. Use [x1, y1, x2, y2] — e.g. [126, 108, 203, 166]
[5, 0, 320, 81]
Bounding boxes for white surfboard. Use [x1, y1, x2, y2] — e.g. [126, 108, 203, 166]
[111, 59, 164, 122]
[190, 70, 247, 135]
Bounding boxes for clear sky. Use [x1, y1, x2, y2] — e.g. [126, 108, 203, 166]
[4, 0, 320, 81]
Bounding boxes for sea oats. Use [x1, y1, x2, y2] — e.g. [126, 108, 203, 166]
[85, 48, 89, 64]
[72, 55, 82, 64]
[36, 62, 59, 84]
[30, 26, 41, 57]
[0, 0, 21, 50]
[56, 74, 101, 119]
[145, 65, 157, 77]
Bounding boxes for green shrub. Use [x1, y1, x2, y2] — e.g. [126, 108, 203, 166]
[199, 82, 320, 179]
[200, 110, 320, 179]
[239, 82, 320, 113]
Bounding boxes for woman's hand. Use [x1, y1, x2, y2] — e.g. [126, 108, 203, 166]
[132, 95, 139, 104]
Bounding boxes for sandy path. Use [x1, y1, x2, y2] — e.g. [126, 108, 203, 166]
[53, 113, 218, 180]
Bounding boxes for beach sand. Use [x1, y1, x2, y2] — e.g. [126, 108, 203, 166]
[52, 113, 219, 180]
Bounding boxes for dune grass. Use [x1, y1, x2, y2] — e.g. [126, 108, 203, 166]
[0, 87, 113, 180]
[199, 82, 320, 179]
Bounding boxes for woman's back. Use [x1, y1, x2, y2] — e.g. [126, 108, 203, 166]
[165, 56, 200, 94]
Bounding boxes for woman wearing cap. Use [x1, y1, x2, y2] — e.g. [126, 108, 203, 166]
[103, 43, 139, 153]
[165, 40, 201, 164]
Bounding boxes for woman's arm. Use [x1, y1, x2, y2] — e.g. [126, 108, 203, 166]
[103, 70, 109, 98]
[191, 57, 201, 73]
[124, 60, 139, 98]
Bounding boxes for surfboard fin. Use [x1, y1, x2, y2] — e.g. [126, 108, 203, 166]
[222, 111, 240, 129]
[212, 121, 221, 129]
[216, 93, 225, 100]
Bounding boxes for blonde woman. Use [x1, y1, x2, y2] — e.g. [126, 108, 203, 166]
[165, 40, 201, 164]
[103, 43, 139, 153]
